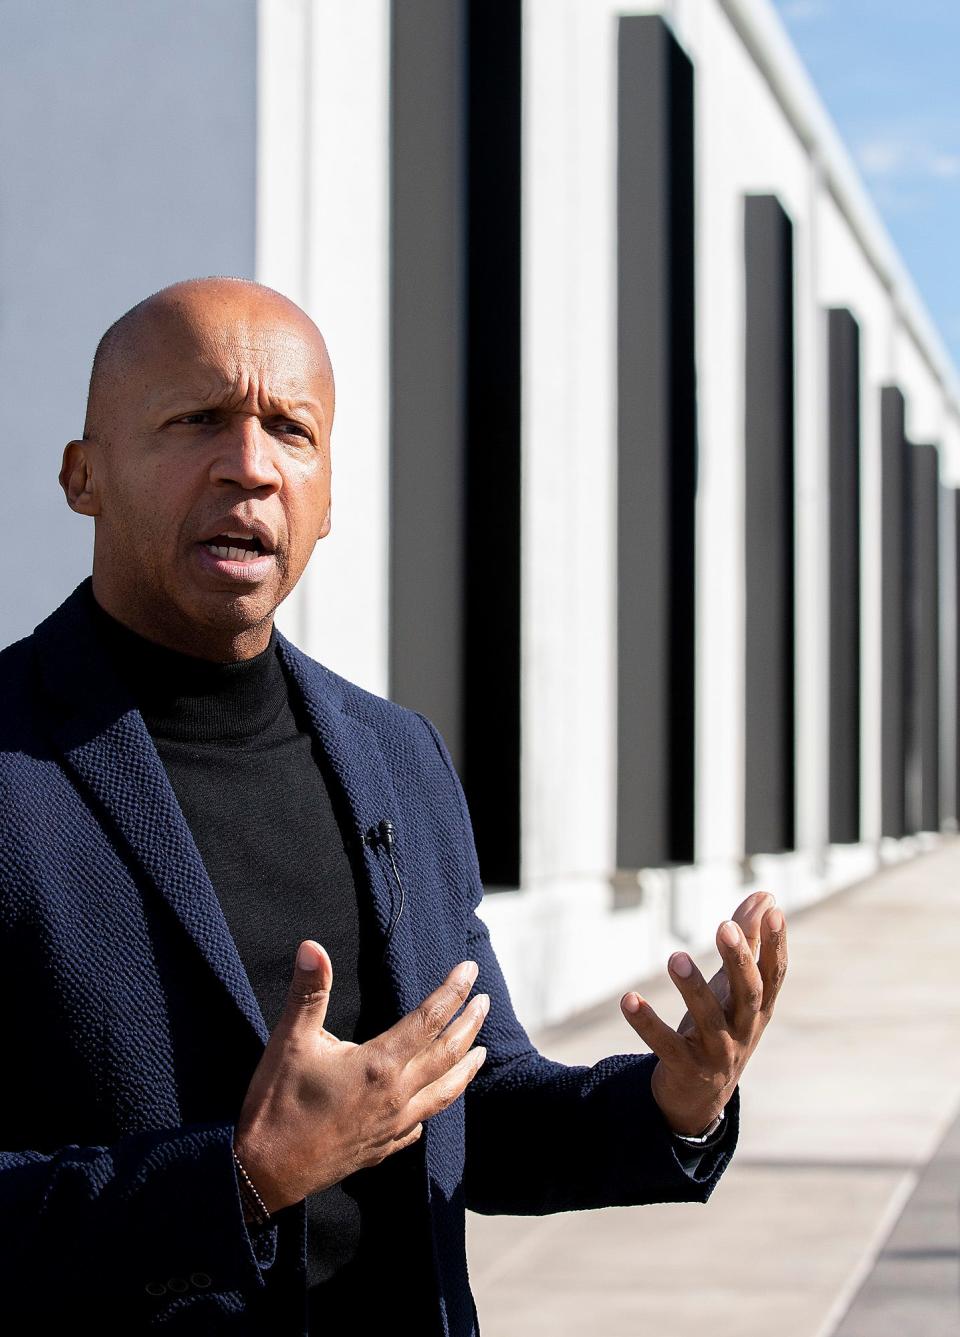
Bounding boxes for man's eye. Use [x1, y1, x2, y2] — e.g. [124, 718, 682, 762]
[176, 412, 214, 425]
[274, 421, 312, 440]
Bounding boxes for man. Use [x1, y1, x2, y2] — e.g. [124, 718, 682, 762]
[0, 278, 787, 1333]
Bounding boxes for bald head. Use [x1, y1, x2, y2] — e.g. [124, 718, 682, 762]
[62, 275, 337, 660]
[83, 277, 334, 443]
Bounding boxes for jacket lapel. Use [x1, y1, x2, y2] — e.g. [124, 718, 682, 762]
[275, 634, 423, 1018]
[33, 579, 422, 1044]
[33, 580, 270, 1048]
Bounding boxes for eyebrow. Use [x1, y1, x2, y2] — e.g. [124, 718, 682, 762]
[151, 388, 325, 423]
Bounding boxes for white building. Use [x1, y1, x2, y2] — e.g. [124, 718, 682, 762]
[3, 0, 958, 1029]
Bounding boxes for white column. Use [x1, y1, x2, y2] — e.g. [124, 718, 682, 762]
[258, 0, 391, 694]
[794, 156, 830, 865]
[521, 0, 619, 891]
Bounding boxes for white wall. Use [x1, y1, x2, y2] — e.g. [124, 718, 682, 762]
[258, 0, 392, 696]
[0, 0, 258, 650]
[480, 0, 960, 1029]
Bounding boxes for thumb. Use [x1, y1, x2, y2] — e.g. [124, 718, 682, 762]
[286, 939, 333, 1029]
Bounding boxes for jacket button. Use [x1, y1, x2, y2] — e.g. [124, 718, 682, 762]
[190, 1272, 212, 1289]
[167, 1277, 189, 1293]
[145, 1282, 167, 1297]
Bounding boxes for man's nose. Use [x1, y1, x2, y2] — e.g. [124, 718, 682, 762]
[209, 419, 283, 492]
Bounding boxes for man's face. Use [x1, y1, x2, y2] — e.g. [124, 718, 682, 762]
[65, 294, 333, 657]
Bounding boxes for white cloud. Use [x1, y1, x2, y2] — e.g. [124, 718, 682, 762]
[929, 152, 960, 179]
[779, 0, 827, 19]
[856, 133, 960, 182]
[858, 139, 905, 176]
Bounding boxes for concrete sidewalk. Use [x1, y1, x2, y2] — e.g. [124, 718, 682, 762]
[466, 840, 960, 1336]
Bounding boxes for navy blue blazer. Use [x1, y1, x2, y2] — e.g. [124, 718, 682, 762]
[0, 578, 739, 1333]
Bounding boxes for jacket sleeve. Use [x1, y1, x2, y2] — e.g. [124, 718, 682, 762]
[414, 712, 740, 1217]
[0, 1117, 283, 1324]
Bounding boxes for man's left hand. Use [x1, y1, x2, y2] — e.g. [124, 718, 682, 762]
[620, 892, 787, 1136]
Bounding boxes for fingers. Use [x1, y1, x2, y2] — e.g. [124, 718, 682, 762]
[410, 989, 490, 1088]
[620, 992, 687, 1062]
[731, 890, 776, 960]
[381, 960, 480, 1063]
[389, 1121, 424, 1154]
[348, 961, 489, 1136]
[758, 906, 788, 1016]
[407, 1043, 488, 1125]
[666, 951, 729, 1036]
[716, 918, 765, 1030]
[284, 940, 333, 1030]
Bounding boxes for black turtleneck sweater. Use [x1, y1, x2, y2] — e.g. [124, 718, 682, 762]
[85, 588, 434, 1332]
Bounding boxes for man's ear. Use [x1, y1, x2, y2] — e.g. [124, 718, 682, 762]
[59, 439, 101, 517]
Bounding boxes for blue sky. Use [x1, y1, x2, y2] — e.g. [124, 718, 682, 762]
[771, 0, 960, 369]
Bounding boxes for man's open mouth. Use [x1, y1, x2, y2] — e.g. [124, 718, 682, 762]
[200, 532, 273, 561]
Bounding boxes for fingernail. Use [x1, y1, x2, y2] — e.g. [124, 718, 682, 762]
[622, 993, 642, 1014]
[459, 961, 479, 986]
[768, 909, 784, 931]
[474, 993, 490, 1017]
[720, 921, 740, 947]
[671, 952, 693, 978]
[297, 941, 320, 970]
[474, 1046, 487, 1065]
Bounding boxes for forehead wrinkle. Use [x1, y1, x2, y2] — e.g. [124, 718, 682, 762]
[149, 361, 329, 427]
[84, 278, 335, 439]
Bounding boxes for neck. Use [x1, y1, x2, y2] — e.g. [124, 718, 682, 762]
[90, 573, 275, 662]
[85, 581, 286, 742]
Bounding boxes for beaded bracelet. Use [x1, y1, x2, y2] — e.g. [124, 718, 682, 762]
[232, 1147, 272, 1227]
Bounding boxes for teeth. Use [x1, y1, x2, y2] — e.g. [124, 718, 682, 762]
[204, 542, 268, 562]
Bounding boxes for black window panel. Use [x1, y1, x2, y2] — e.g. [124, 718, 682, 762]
[744, 196, 796, 856]
[389, 1, 521, 888]
[463, 0, 522, 888]
[389, 0, 467, 762]
[880, 385, 910, 838]
[910, 444, 940, 832]
[616, 15, 696, 869]
[827, 308, 861, 844]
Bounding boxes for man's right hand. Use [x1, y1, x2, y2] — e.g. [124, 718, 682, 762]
[233, 941, 489, 1214]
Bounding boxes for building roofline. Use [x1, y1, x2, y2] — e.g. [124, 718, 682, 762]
[721, 0, 960, 415]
